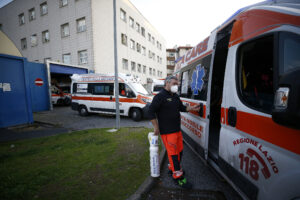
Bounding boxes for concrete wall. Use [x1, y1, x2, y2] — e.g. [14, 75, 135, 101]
[91, 0, 167, 84]
[0, 0, 93, 70]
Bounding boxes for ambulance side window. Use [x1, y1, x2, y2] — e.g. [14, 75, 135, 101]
[180, 54, 211, 101]
[90, 83, 114, 95]
[237, 35, 274, 113]
[119, 83, 126, 97]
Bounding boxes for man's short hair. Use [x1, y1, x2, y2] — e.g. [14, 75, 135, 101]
[164, 75, 178, 86]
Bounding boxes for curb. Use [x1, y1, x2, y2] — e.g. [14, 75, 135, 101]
[127, 144, 166, 200]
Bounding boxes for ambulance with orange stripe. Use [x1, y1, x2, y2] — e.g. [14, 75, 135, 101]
[176, 1, 300, 199]
[70, 73, 152, 121]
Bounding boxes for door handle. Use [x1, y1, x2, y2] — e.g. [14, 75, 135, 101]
[110, 96, 112, 101]
[198, 103, 204, 117]
[228, 107, 237, 127]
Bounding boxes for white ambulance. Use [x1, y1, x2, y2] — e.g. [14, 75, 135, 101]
[176, 1, 300, 199]
[70, 73, 152, 121]
[151, 79, 165, 95]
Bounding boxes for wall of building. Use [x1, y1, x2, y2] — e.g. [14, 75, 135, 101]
[0, 0, 93, 70]
[91, 0, 166, 84]
[0, 30, 22, 57]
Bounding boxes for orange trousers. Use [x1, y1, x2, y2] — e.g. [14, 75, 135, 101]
[161, 131, 183, 179]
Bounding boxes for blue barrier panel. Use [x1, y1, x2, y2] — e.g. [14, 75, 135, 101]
[26, 62, 50, 112]
[0, 54, 33, 128]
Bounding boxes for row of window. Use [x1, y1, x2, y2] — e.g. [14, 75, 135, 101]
[121, 33, 163, 64]
[18, 0, 80, 25]
[122, 58, 163, 77]
[34, 50, 88, 65]
[120, 8, 162, 51]
[20, 17, 86, 49]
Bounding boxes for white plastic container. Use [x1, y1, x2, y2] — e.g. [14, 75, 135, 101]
[148, 132, 160, 177]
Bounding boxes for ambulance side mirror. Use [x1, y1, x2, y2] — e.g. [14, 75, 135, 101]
[127, 91, 135, 98]
[272, 70, 300, 129]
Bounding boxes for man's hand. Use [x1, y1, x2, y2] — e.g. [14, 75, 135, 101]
[151, 119, 160, 135]
[187, 104, 201, 112]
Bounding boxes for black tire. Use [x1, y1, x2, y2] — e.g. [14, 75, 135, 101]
[131, 108, 142, 121]
[79, 106, 89, 116]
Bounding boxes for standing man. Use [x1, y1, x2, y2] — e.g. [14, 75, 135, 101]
[148, 75, 200, 188]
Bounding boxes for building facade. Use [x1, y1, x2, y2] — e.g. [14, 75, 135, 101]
[166, 45, 192, 76]
[0, 0, 166, 84]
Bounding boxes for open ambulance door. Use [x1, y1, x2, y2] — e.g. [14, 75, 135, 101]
[207, 22, 234, 162]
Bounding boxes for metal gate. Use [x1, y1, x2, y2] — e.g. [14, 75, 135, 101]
[0, 54, 33, 128]
[26, 62, 50, 112]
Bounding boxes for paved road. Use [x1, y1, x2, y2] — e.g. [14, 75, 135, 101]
[144, 143, 242, 200]
[0, 106, 152, 142]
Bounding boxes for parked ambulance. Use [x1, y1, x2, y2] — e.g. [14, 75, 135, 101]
[175, 1, 300, 199]
[51, 84, 71, 106]
[151, 79, 165, 95]
[70, 73, 152, 121]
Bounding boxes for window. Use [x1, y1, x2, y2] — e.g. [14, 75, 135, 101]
[152, 36, 155, 45]
[143, 65, 146, 74]
[120, 9, 126, 22]
[142, 46, 146, 56]
[121, 33, 127, 46]
[157, 56, 159, 63]
[136, 43, 141, 53]
[61, 23, 70, 37]
[40, 2, 48, 16]
[160, 57, 162, 64]
[149, 67, 152, 75]
[21, 38, 27, 50]
[119, 83, 135, 97]
[19, 13, 25, 25]
[129, 17, 134, 28]
[141, 27, 145, 37]
[131, 61, 136, 71]
[63, 53, 71, 64]
[42, 30, 50, 43]
[148, 33, 151, 41]
[44, 57, 51, 63]
[28, 8, 36, 21]
[153, 53, 156, 61]
[153, 69, 156, 76]
[238, 35, 274, 113]
[279, 32, 300, 74]
[122, 58, 128, 70]
[130, 39, 135, 50]
[137, 64, 141, 73]
[60, 0, 68, 7]
[157, 41, 159, 49]
[30, 34, 38, 47]
[136, 22, 140, 33]
[77, 17, 86, 32]
[180, 54, 211, 100]
[78, 50, 88, 64]
[91, 83, 114, 95]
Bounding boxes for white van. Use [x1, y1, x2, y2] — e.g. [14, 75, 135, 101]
[176, 1, 300, 199]
[70, 73, 152, 121]
[151, 79, 165, 95]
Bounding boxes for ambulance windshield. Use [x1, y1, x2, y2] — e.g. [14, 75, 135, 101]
[131, 82, 149, 95]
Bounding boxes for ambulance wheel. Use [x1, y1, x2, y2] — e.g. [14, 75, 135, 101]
[131, 108, 142, 121]
[79, 106, 89, 116]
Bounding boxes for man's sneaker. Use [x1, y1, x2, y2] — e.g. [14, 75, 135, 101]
[174, 177, 192, 189]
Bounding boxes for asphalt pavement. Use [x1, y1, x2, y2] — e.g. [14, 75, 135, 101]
[0, 106, 151, 142]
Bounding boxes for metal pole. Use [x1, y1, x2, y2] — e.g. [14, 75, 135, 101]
[113, 0, 120, 129]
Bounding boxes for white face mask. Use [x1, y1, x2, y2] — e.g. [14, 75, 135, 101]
[170, 85, 178, 93]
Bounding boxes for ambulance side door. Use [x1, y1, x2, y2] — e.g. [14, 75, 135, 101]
[89, 83, 115, 113]
[179, 54, 212, 159]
